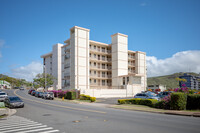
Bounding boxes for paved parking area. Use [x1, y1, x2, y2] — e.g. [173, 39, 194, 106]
[96, 97, 133, 105]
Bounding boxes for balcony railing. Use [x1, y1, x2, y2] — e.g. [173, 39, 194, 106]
[128, 56, 135, 59]
[90, 74, 112, 78]
[90, 48, 111, 54]
[90, 57, 111, 62]
[64, 63, 70, 69]
[64, 72, 70, 77]
[90, 65, 112, 70]
[128, 70, 135, 73]
[65, 55, 70, 59]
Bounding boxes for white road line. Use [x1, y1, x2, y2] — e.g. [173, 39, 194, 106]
[39, 130, 60, 133]
[0, 122, 42, 129]
[0, 121, 38, 126]
[16, 127, 53, 133]
[1, 125, 47, 133]
[0, 123, 42, 131]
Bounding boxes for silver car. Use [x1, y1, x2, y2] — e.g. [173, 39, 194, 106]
[4, 96, 24, 108]
[134, 93, 160, 100]
[42, 92, 54, 100]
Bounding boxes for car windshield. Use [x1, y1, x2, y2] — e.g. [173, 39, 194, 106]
[9, 97, 22, 102]
[0, 93, 6, 95]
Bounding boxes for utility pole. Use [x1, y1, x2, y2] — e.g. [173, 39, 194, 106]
[44, 65, 47, 91]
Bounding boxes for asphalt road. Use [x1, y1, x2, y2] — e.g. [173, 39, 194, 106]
[3, 89, 200, 133]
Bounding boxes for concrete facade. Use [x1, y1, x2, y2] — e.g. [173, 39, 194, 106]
[41, 26, 147, 97]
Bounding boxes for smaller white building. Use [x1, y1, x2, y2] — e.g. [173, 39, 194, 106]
[0, 80, 11, 89]
[147, 84, 166, 92]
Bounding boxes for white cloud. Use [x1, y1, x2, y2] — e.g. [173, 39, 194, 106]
[0, 40, 5, 58]
[10, 61, 43, 81]
[140, 2, 147, 6]
[147, 50, 200, 77]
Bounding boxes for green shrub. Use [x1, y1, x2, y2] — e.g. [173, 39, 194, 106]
[186, 94, 200, 110]
[0, 102, 5, 108]
[155, 100, 165, 109]
[170, 92, 187, 110]
[66, 91, 76, 100]
[117, 98, 158, 107]
[90, 97, 96, 102]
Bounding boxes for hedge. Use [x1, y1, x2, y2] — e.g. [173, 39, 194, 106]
[118, 98, 158, 107]
[80, 94, 96, 102]
[65, 91, 76, 100]
[186, 94, 200, 110]
[170, 92, 187, 110]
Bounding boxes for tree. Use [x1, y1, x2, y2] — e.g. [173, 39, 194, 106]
[33, 73, 55, 89]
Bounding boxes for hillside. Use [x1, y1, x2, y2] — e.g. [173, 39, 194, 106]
[147, 72, 199, 89]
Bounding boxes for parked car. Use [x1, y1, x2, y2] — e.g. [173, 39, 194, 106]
[19, 87, 25, 90]
[28, 89, 35, 94]
[0, 92, 8, 102]
[157, 91, 173, 99]
[31, 90, 36, 96]
[4, 96, 24, 108]
[35, 92, 43, 98]
[42, 92, 54, 100]
[134, 93, 160, 100]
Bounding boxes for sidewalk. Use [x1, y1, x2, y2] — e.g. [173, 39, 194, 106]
[0, 108, 16, 118]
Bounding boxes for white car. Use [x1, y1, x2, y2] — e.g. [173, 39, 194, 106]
[0, 92, 8, 102]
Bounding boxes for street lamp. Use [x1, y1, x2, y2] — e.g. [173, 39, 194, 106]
[44, 65, 46, 91]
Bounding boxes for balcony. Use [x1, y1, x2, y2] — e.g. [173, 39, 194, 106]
[65, 55, 70, 59]
[90, 57, 112, 63]
[128, 55, 135, 60]
[90, 47, 111, 55]
[128, 70, 135, 74]
[64, 72, 70, 77]
[64, 63, 70, 69]
[90, 74, 112, 79]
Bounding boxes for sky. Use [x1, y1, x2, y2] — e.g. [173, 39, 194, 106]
[0, 0, 200, 81]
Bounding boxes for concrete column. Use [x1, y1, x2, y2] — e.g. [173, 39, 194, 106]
[111, 33, 128, 88]
[70, 26, 90, 90]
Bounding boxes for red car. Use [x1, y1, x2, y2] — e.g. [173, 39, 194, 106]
[28, 89, 35, 94]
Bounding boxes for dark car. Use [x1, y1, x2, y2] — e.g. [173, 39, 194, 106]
[4, 96, 24, 108]
[28, 89, 35, 94]
[35, 92, 43, 98]
[31, 90, 36, 96]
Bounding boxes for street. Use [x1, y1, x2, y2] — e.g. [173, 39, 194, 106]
[1, 89, 200, 133]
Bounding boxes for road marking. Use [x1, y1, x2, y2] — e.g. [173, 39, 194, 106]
[0, 115, 59, 133]
[16, 127, 53, 133]
[0, 123, 42, 131]
[39, 130, 60, 133]
[14, 89, 106, 114]
[0, 123, 42, 129]
[1, 125, 48, 133]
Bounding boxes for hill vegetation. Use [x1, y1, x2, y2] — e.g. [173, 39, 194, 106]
[0, 74, 32, 88]
[147, 72, 199, 89]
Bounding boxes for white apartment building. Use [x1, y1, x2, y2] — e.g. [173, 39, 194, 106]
[41, 26, 147, 98]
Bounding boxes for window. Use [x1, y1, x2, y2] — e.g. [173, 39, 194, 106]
[127, 77, 129, 84]
[94, 54, 96, 58]
[102, 47, 105, 52]
[94, 71, 96, 74]
[94, 46, 96, 49]
[102, 80, 105, 86]
[102, 56, 105, 61]
[90, 71, 91, 74]
[102, 64, 105, 69]
[102, 72, 105, 77]
[89, 45, 91, 49]
[90, 62, 91, 66]
[94, 79, 96, 83]
[94, 62, 96, 66]
[90, 53, 91, 57]
[90, 79, 92, 83]
[123, 77, 125, 85]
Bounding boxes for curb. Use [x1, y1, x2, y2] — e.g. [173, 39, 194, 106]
[0, 108, 17, 117]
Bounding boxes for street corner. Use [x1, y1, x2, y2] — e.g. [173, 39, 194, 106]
[0, 108, 17, 117]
